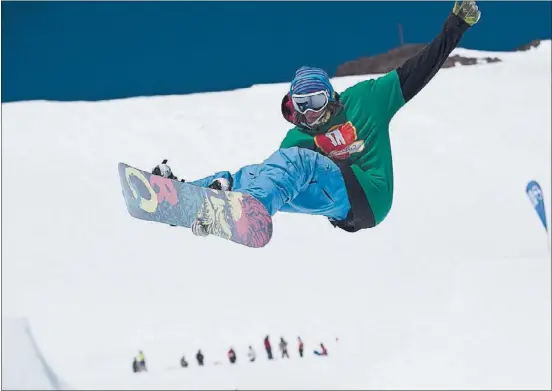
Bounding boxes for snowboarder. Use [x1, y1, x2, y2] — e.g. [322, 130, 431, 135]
[264, 335, 273, 360]
[298, 337, 304, 358]
[153, 1, 481, 236]
[279, 337, 289, 359]
[247, 346, 256, 362]
[196, 349, 204, 366]
[228, 348, 237, 364]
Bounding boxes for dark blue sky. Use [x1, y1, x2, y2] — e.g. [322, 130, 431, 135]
[2, 1, 551, 102]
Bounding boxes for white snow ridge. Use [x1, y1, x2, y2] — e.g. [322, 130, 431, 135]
[2, 42, 551, 390]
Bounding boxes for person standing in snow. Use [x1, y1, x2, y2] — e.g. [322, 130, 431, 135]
[298, 337, 304, 358]
[153, 1, 481, 236]
[228, 348, 237, 364]
[180, 355, 189, 368]
[279, 337, 289, 359]
[137, 350, 147, 372]
[264, 335, 273, 360]
[132, 357, 139, 373]
[196, 349, 205, 366]
[247, 346, 257, 362]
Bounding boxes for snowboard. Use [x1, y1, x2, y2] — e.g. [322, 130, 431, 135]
[118, 162, 273, 248]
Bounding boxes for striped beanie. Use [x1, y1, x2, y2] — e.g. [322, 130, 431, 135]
[290, 66, 335, 100]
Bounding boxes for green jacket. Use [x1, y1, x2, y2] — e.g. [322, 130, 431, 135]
[281, 71, 404, 225]
[280, 13, 471, 231]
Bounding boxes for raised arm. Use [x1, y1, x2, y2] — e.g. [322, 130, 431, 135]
[397, 1, 481, 103]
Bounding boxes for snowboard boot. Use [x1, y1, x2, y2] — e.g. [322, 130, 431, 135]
[191, 177, 233, 236]
[208, 177, 232, 192]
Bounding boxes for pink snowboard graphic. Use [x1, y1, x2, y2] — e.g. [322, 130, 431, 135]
[118, 162, 273, 248]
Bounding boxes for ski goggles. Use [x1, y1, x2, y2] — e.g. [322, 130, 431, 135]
[291, 90, 330, 115]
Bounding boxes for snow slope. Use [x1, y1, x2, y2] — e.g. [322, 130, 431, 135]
[2, 318, 68, 390]
[2, 41, 551, 389]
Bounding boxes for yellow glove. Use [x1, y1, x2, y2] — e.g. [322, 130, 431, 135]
[453, 0, 481, 26]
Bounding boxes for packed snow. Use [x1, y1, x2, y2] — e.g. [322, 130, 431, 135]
[2, 41, 551, 389]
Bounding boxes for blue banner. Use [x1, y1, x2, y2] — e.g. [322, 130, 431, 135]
[526, 180, 548, 232]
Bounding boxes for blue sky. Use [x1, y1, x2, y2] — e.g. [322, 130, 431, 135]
[2, 1, 551, 102]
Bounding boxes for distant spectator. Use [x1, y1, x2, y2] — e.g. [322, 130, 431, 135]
[279, 337, 289, 359]
[137, 350, 147, 371]
[313, 343, 328, 356]
[247, 346, 256, 362]
[298, 337, 304, 358]
[228, 348, 237, 364]
[132, 358, 139, 373]
[264, 335, 273, 360]
[196, 349, 205, 366]
[180, 355, 189, 368]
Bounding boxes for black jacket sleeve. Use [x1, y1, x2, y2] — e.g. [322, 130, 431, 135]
[397, 12, 471, 103]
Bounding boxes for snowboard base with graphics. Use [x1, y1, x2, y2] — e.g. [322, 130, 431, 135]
[118, 163, 273, 248]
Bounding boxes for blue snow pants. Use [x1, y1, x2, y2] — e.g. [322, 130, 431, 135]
[190, 147, 351, 221]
